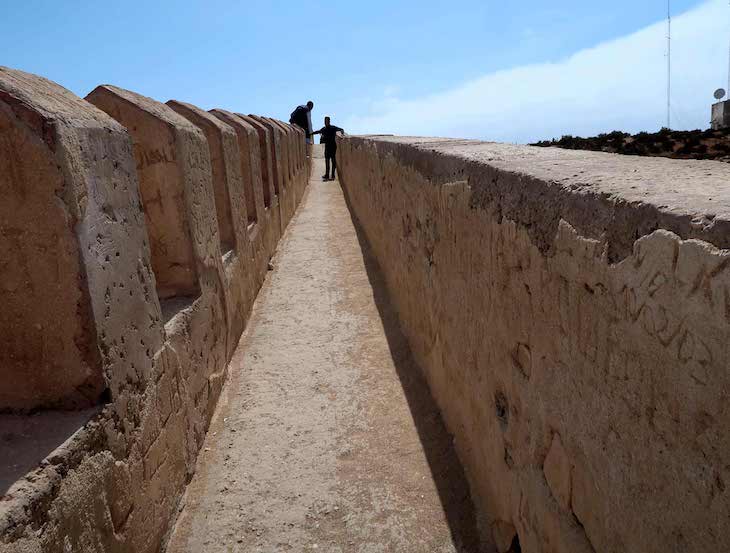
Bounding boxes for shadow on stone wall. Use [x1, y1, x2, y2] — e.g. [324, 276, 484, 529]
[342, 180, 490, 553]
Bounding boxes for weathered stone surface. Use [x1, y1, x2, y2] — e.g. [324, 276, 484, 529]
[492, 520, 517, 552]
[86, 85, 205, 301]
[289, 123, 302, 176]
[269, 117, 301, 223]
[283, 121, 307, 205]
[167, 99, 241, 256]
[543, 433, 571, 511]
[267, 117, 292, 188]
[274, 118, 298, 188]
[209, 108, 276, 290]
[249, 114, 289, 231]
[1, 69, 310, 553]
[164, 99, 251, 358]
[339, 135, 730, 553]
[237, 114, 274, 208]
[275, 119, 308, 225]
[237, 114, 282, 256]
[0, 66, 138, 411]
[249, 114, 283, 196]
[210, 109, 261, 227]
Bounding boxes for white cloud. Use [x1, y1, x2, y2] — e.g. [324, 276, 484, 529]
[344, 0, 730, 143]
[382, 84, 401, 98]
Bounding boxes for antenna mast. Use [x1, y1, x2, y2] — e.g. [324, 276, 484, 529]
[667, 0, 671, 129]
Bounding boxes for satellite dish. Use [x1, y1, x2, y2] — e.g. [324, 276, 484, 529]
[714, 88, 726, 100]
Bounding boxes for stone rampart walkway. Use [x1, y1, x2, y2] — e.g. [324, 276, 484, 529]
[165, 153, 482, 552]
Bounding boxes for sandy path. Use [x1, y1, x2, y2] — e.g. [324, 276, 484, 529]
[165, 155, 484, 552]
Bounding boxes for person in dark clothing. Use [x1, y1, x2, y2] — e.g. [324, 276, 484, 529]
[289, 101, 314, 142]
[311, 116, 344, 180]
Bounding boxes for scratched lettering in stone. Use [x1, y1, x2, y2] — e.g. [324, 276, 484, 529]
[135, 145, 176, 170]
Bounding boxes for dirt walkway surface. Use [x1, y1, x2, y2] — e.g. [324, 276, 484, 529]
[165, 154, 484, 552]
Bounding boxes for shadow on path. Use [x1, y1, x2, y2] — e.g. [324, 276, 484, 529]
[341, 183, 491, 553]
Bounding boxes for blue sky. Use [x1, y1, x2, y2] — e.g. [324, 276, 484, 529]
[1, 0, 725, 142]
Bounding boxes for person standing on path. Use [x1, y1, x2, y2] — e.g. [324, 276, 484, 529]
[311, 116, 345, 181]
[290, 101, 314, 143]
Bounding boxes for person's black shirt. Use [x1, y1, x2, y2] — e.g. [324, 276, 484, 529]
[289, 105, 309, 132]
[313, 125, 344, 148]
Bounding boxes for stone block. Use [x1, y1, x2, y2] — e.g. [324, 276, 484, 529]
[86, 85, 204, 306]
[166, 100, 242, 257]
[237, 114, 274, 208]
[209, 109, 261, 227]
[285, 122, 299, 172]
[249, 114, 283, 197]
[0, 66, 137, 410]
[266, 117, 292, 188]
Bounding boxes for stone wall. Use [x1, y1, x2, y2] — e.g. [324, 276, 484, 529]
[0, 67, 309, 553]
[338, 136, 730, 553]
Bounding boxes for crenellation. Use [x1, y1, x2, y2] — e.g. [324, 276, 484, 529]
[209, 109, 261, 228]
[86, 85, 204, 305]
[167, 100, 239, 257]
[236, 113, 283, 260]
[250, 114, 283, 196]
[0, 67, 309, 553]
[267, 118, 296, 222]
[268, 117, 292, 186]
[237, 114, 274, 209]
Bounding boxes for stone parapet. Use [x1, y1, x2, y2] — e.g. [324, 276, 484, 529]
[0, 68, 309, 553]
[338, 135, 730, 553]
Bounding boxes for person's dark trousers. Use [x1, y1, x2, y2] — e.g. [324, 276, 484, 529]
[325, 145, 337, 179]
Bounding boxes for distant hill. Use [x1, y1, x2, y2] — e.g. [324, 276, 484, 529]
[531, 128, 730, 162]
